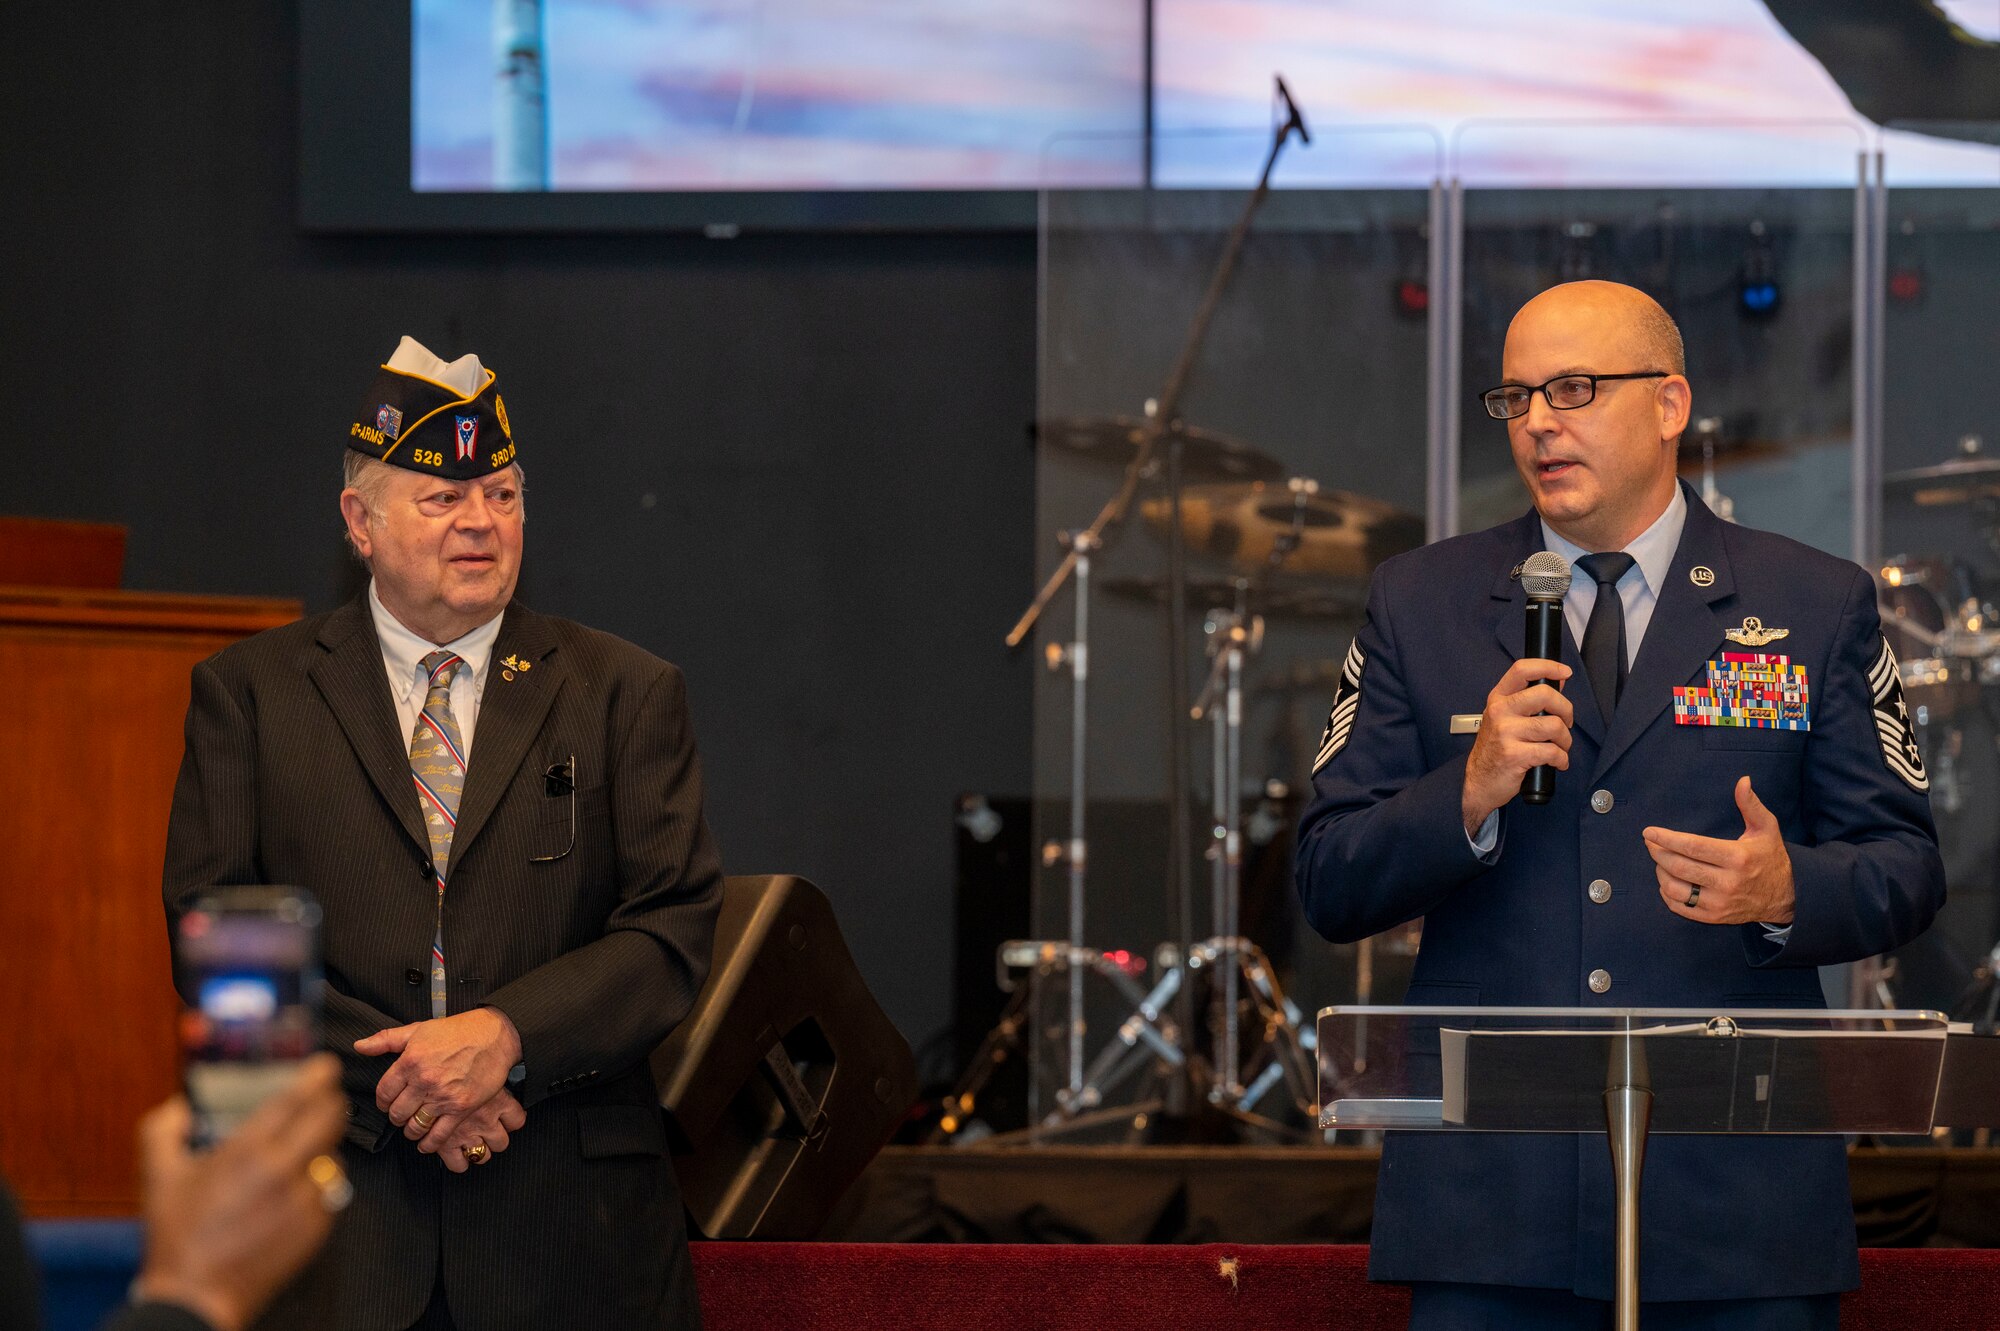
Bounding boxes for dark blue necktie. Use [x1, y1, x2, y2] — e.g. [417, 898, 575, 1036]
[1577, 551, 1636, 725]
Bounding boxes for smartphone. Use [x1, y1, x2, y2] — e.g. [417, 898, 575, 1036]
[175, 886, 324, 1147]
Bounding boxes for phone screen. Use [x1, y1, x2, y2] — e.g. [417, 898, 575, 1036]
[177, 887, 324, 1146]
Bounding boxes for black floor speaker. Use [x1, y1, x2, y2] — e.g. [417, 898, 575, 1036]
[652, 873, 917, 1239]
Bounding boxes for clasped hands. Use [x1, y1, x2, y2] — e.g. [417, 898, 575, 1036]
[1462, 658, 1796, 926]
[354, 1007, 527, 1173]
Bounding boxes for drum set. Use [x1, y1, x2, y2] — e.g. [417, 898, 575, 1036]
[1873, 434, 2000, 1024]
[932, 411, 1424, 1144]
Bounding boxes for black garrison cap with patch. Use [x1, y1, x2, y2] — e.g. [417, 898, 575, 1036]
[346, 339, 518, 481]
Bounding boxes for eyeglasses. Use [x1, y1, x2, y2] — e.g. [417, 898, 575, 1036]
[1480, 372, 1668, 420]
[529, 755, 575, 863]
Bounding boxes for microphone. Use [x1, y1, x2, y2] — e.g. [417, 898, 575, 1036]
[1274, 75, 1311, 146]
[1519, 551, 1573, 806]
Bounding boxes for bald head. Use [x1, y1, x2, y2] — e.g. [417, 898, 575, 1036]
[1499, 280, 1693, 552]
[1509, 281, 1684, 376]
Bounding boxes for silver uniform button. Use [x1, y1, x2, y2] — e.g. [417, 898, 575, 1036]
[1588, 968, 1612, 994]
[1590, 789, 1615, 814]
[1588, 878, 1612, 904]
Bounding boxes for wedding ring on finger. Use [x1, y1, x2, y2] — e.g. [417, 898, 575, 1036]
[410, 1107, 436, 1131]
[1687, 884, 1702, 909]
[308, 1154, 353, 1213]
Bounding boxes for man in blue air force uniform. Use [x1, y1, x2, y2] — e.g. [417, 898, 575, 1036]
[1296, 281, 1944, 1330]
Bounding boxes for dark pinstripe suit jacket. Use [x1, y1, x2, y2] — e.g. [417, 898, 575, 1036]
[163, 596, 723, 1331]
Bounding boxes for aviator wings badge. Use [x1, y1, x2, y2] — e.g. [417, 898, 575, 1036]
[1724, 616, 1790, 648]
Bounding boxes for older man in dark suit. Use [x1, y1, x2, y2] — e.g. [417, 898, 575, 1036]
[164, 338, 722, 1330]
[1297, 282, 1944, 1329]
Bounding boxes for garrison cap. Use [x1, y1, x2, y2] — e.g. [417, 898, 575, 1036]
[347, 336, 518, 480]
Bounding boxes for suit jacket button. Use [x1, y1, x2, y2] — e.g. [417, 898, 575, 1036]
[1588, 879, 1612, 904]
[1590, 789, 1615, 814]
[1588, 968, 1612, 994]
[405, 968, 424, 985]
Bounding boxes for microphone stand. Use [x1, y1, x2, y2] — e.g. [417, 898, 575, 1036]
[1006, 75, 1311, 1129]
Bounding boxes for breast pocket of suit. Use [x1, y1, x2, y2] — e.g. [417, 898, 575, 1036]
[1700, 727, 1807, 755]
[528, 782, 611, 874]
[1697, 726, 1806, 812]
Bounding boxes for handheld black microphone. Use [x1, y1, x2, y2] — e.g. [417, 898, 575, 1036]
[1519, 551, 1573, 806]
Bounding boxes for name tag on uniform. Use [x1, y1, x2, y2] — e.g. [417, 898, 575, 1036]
[1673, 652, 1810, 731]
[1449, 714, 1482, 734]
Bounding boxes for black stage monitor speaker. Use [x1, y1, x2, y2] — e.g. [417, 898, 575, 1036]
[653, 874, 917, 1239]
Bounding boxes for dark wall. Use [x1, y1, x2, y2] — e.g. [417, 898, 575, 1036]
[1, 2, 1037, 1044]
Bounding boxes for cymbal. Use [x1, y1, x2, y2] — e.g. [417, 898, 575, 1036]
[1101, 575, 1366, 621]
[1141, 480, 1425, 580]
[1884, 455, 2000, 506]
[1036, 416, 1287, 484]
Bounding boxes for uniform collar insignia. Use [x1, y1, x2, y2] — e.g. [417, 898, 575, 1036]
[1724, 616, 1789, 647]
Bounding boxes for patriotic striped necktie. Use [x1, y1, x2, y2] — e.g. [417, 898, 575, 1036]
[410, 649, 467, 1019]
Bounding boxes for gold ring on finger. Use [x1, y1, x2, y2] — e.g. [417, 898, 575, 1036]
[411, 1108, 436, 1131]
[464, 1140, 490, 1163]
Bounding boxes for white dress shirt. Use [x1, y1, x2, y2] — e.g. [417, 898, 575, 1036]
[368, 580, 504, 760]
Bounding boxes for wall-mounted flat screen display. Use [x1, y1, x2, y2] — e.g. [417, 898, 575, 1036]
[413, 0, 1146, 192]
[302, 0, 1996, 230]
[1152, 0, 2000, 188]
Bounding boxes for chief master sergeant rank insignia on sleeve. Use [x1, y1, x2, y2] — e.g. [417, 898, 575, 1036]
[1314, 636, 1367, 774]
[1869, 636, 1930, 793]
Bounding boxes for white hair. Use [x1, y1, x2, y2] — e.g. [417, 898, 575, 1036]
[340, 452, 525, 559]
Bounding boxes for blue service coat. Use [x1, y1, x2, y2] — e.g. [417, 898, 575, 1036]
[1295, 483, 1944, 1302]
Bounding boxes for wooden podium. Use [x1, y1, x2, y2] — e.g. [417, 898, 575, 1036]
[0, 520, 298, 1216]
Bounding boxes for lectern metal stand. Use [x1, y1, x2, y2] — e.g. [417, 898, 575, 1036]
[1317, 1006, 1954, 1329]
[1604, 1034, 1652, 1331]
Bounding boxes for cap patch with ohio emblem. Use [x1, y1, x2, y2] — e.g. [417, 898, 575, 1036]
[347, 336, 518, 480]
[1314, 635, 1367, 774]
[1868, 637, 1929, 792]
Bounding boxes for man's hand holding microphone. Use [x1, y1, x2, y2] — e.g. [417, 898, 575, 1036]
[1462, 551, 1577, 839]
[1462, 657, 1576, 839]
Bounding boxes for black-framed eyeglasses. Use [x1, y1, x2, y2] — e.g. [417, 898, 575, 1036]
[1480, 371, 1669, 420]
[529, 755, 575, 863]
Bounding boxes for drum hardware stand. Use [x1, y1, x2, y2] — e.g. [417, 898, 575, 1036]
[1692, 416, 1736, 522]
[1955, 939, 2000, 1147]
[1848, 954, 1900, 1010]
[1184, 938, 1318, 1120]
[1044, 936, 1315, 1128]
[1193, 599, 1260, 1100]
[988, 76, 1311, 1130]
[1040, 527, 1101, 1104]
[1050, 942, 1189, 1120]
[1189, 596, 1317, 1112]
[1953, 938, 2000, 1037]
[926, 939, 1166, 1143]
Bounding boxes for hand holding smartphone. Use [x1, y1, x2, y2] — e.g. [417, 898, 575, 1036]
[175, 886, 325, 1148]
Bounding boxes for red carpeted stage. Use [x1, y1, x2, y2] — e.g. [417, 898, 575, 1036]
[690, 1243, 2000, 1330]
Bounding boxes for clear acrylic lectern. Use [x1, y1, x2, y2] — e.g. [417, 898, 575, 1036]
[1316, 1006, 1951, 1331]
